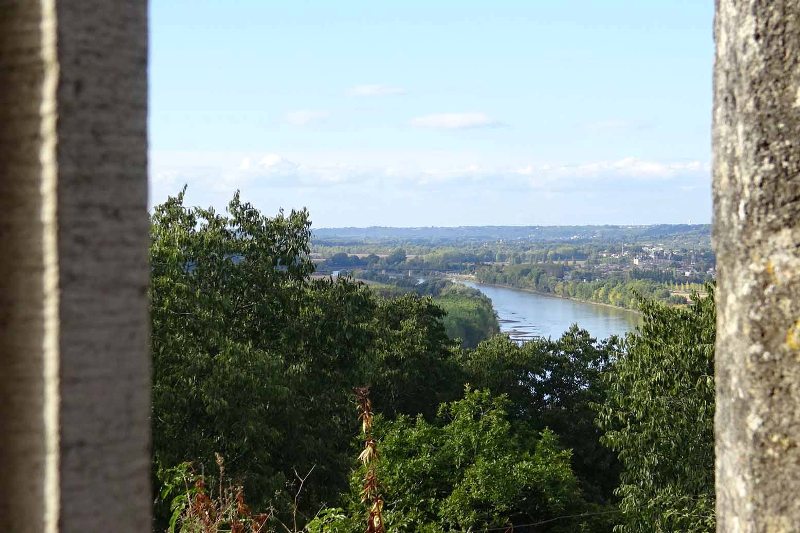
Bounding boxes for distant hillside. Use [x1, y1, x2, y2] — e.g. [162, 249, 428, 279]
[312, 224, 712, 246]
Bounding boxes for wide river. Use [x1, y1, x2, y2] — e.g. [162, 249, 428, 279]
[462, 281, 639, 342]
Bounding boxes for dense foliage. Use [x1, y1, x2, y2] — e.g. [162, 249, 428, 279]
[366, 294, 462, 420]
[310, 389, 584, 532]
[357, 273, 500, 348]
[152, 194, 718, 533]
[150, 193, 463, 528]
[435, 284, 500, 348]
[461, 328, 623, 504]
[598, 290, 716, 532]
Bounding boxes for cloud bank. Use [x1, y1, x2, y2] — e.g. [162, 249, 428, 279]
[153, 152, 707, 191]
[150, 151, 710, 226]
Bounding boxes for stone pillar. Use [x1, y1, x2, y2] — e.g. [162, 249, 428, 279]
[714, 1, 800, 531]
[0, 1, 150, 531]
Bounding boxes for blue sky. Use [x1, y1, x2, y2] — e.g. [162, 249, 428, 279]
[150, 0, 714, 227]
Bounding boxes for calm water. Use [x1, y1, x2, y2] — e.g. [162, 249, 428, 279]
[462, 281, 639, 342]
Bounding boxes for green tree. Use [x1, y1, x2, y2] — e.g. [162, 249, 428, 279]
[598, 288, 715, 532]
[311, 388, 584, 532]
[462, 327, 622, 504]
[384, 248, 407, 266]
[366, 294, 463, 420]
[150, 192, 377, 524]
[434, 285, 499, 348]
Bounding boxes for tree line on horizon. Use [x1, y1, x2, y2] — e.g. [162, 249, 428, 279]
[312, 223, 712, 246]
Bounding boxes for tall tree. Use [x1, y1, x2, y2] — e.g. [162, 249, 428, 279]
[367, 294, 463, 420]
[150, 192, 375, 520]
[599, 291, 715, 531]
[463, 328, 621, 504]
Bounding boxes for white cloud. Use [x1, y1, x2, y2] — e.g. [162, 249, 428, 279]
[348, 84, 406, 97]
[596, 158, 706, 179]
[514, 158, 707, 183]
[220, 154, 386, 191]
[409, 112, 503, 130]
[222, 154, 304, 189]
[238, 153, 299, 175]
[285, 110, 329, 126]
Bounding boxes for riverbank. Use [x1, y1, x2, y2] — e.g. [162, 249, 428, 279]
[450, 275, 642, 316]
[452, 278, 637, 341]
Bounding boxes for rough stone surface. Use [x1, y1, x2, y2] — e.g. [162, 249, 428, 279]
[0, 1, 60, 530]
[714, 1, 800, 531]
[0, 1, 150, 531]
[55, 1, 151, 531]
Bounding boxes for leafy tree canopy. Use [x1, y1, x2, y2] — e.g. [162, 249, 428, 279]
[311, 388, 585, 532]
[151, 192, 463, 527]
[461, 327, 622, 504]
[598, 289, 716, 532]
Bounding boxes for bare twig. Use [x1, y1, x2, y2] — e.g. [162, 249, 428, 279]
[291, 465, 316, 532]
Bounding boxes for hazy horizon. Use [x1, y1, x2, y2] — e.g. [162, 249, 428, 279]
[313, 222, 712, 230]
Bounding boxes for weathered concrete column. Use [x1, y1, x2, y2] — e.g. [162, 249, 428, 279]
[0, 1, 150, 531]
[714, 1, 800, 531]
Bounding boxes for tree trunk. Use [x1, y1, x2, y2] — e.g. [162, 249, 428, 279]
[714, 1, 800, 531]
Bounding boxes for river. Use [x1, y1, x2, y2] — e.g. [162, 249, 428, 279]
[461, 281, 639, 342]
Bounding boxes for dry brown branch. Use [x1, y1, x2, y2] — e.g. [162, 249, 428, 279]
[354, 387, 385, 533]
